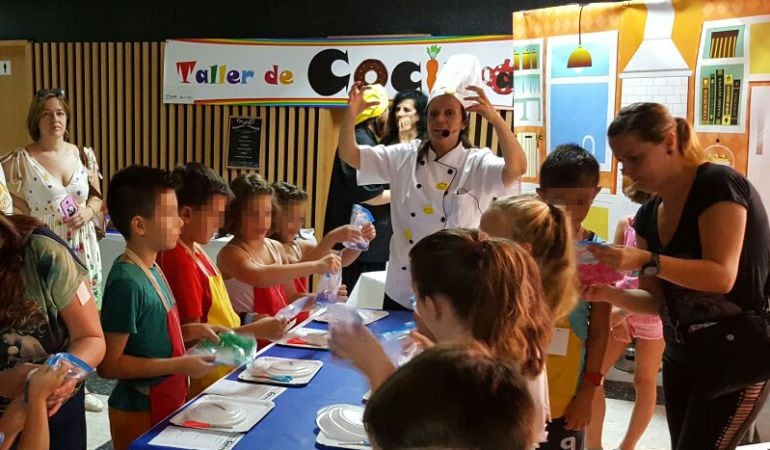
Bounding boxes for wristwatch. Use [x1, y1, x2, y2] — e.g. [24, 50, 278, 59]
[583, 372, 605, 387]
[641, 252, 660, 276]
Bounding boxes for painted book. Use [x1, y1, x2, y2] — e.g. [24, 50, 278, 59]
[731, 79, 741, 126]
[723, 74, 733, 126]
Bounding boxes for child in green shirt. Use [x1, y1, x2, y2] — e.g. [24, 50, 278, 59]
[98, 166, 221, 450]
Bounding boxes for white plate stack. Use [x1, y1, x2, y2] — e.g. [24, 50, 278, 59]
[170, 394, 275, 433]
[315, 404, 370, 449]
[239, 357, 324, 386]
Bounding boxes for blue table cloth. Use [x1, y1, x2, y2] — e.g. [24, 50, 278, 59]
[130, 310, 412, 449]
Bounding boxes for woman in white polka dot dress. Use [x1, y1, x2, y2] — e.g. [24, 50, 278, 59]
[2, 89, 104, 305]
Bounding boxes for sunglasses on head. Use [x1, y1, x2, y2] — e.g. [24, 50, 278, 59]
[36, 88, 66, 99]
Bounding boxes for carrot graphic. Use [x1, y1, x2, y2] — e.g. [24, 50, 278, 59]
[426, 45, 442, 91]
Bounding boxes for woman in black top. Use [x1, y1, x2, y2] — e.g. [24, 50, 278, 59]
[584, 103, 770, 450]
[324, 84, 392, 291]
[382, 90, 428, 145]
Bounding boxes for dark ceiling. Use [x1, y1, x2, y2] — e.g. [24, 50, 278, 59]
[1, 0, 622, 42]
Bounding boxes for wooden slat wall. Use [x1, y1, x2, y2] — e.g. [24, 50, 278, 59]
[30, 41, 512, 234]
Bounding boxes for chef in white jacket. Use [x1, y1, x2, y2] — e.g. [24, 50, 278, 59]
[337, 54, 527, 309]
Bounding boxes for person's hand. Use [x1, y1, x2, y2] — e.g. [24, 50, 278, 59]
[464, 86, 502, 124]
[0, 363, 39, 398]
[28, 364, 69, 409]
[397, 117, 412, 132]
[328, 323, 381, 368]
[336, 284, 348, 302]
[63, 206, 94, 230]
[408, 330, 435, 350]
[564, 386, 596, 430]
[249, 316, 286, 341]
[346, 82, 379, 121]
[181, 323, 229, 343]
[587, 244, 650, 272]
[45, 377, 79, 416]
[360, 223, 376, 242]
[328, 225, 362, 245]
[177, 355, 217, 378]
[580, 284, 618, 304]
[314, 253, 342, 274]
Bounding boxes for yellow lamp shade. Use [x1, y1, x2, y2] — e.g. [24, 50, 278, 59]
[567, 46, 593, 68]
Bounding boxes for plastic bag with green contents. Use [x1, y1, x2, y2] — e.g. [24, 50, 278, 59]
[188, 331, 258, 366]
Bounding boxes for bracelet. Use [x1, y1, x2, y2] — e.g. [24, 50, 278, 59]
[583, 371, 605, 387]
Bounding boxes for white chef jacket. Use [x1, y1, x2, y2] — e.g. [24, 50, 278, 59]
[0, 164, 11, 215]
[358, 140, 519, 308]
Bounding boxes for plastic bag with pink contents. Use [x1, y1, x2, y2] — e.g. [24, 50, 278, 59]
[575, 241, 625, 286]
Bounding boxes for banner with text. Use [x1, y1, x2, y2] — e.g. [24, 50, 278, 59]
[163, 36, 513, 107]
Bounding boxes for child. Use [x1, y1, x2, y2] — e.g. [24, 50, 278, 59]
[364, 342, 535, 450]
[480, 194, 580, 445]
[270, 181, 375, 297]
[585, 177, 664, 450]
[330, 228, 553, 448]
[481, 194, 579, 323]
[217, 174, 341, 321]
[535, 144, 612, 450]
[98, 166, 220, 450]
[157, 163, 286, 397]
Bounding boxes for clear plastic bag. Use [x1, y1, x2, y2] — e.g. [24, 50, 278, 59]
[342, 204, 375, 250]
[316, 270, 342, 306]
[325, 303, 364, 330]
[45, 352, 94, 381]
[274, 295, 313, 322]
[575, 240, 625, 286]
[378, 322, 421, 366]
[188, 332, 258, 366]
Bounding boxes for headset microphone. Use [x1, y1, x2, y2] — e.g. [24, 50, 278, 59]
[441, 129, 451, 138]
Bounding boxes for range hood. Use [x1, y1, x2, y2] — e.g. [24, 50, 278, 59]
[621, 0, 691, 78]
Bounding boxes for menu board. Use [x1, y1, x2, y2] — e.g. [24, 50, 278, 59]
[227, 117, 262, 169]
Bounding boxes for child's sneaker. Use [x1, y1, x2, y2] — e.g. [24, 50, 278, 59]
[84, 392, 104, 412]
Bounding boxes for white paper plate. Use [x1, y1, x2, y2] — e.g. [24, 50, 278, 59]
[316, 430, 371, 450]
[316, 404, 368, 443]
[238, 356, 323, 386]
[183, 400, 245, 427]
[170, 394, 274, 433]
[267, 359, 314, 376]
[314, 309, 389, 325]
[276, 328, 330, 349]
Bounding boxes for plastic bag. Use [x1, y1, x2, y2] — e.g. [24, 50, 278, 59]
[45, 352, 94, 381]
[379, 322, 421, 366]
[188, 332, 258, 366]
[575, 241, 625, 286]
[316, 270, 342, 306]
[342, 204, 375, 250]
[325, 303, 364, 330]
[274, 295, 313, 322]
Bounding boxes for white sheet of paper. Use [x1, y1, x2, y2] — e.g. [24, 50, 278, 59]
[204, 379, 286, 402]
[547, 327, 570, 356]
[147, 426, 243, 450]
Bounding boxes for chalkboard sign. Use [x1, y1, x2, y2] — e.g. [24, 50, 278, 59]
[227, 117, 262, 169]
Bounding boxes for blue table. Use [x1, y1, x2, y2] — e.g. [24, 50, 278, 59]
[130, 310, 412, 450]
